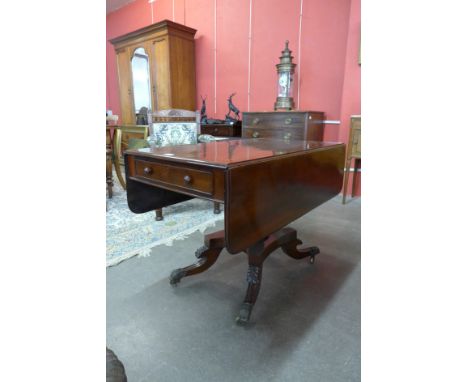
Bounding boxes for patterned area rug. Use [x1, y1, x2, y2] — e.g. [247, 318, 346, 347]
[106, 181, 224, 267]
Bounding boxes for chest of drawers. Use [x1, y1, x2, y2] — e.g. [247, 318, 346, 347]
[242, 111, 324, 141]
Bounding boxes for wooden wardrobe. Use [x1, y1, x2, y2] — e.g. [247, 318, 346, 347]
[110, 20, 197, 124]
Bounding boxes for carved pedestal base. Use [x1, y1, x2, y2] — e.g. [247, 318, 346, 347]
[169, 227, 319, 324]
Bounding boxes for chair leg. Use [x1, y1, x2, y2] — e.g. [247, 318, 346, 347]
[351, 158, 361, 198]
[213, 202, 221, 214]
[106, 177, 113, 199]
[342, 158, 352, 204]
[106, 150, 113, 199]
[155, 208, 163, 221]
[114, 162, 126, 190]
[113, 129, 126, 190]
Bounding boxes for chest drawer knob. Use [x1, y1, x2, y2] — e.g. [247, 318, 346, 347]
[283, 132, 292, 140]
[252, 117, 260, 125]
[252, 131, 260, 138]
[214, 127, 219, 133]
[183, 175, 192, 184]
[284, 118, 292, 125]
[143, 167, 153, 175]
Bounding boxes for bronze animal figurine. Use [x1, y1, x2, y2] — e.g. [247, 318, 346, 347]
[200, 95, 207, 123]
[226, 93, 240, 121]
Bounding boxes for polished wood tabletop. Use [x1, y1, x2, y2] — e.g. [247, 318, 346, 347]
[126, 138, 342, 168]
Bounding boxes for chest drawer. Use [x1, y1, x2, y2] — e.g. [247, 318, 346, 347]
[134, 159, 214, 196]
[201, 125, 232, 137]
[201, 123, 241, 137]
[243, 126, 304, 140]
[202, 125, 230, 136]
[242, 111, 324, 141]
[243, 113, 306, 130]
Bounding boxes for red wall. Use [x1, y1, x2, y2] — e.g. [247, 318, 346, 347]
[106, 0, 361, 195]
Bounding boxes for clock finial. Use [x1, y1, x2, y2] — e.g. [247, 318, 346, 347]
[279, 40, 293, 62]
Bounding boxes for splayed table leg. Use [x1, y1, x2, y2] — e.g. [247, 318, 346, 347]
[236, 227, 319, 325]
[170, 230, 225, 285]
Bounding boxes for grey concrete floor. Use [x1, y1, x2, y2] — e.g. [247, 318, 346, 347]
[107, 195, 361, 382]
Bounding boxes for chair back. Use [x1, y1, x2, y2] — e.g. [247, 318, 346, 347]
[148, 109, 200, 147]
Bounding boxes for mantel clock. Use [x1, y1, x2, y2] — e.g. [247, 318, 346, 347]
[274, 40, 296, 111]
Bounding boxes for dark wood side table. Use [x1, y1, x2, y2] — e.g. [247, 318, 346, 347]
[342, 115, 361, 204]
[201, 121, 242, 137]
[242, 111, 324, 141]
[124, 138, 345, 324]
[107, 125, 149, 189]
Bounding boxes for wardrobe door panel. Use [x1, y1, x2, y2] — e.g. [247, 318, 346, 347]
[168, 34, 196, 110]
[150, 37, 171, 110]
[116, 48, 134, 124]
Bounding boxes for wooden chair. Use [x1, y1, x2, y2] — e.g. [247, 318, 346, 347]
[109, 111, 221, 219]
[148, 109, 221, 220]
[342, 115, 361, 204]
[111, 125, 149, 189]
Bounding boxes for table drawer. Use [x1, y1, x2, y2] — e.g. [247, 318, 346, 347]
[243, 126, 304, 140]
[134, 159, 214, 195]
[243, 113, 306, 129]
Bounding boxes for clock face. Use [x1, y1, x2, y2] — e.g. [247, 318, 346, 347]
[279, 73, 288, 87]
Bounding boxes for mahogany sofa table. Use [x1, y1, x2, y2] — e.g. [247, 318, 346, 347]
[124, 138, 345, 324]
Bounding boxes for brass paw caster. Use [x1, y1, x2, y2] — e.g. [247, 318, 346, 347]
[309, 246, 320, 264]
[169, 269, 186, 286]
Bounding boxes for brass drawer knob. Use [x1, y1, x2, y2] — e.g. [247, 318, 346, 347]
[252, 131, 260, 138]
[214, 128, 219, 133]
[143, 167, 153, 175]
[284, 118, 292, 125]
[283, 132, 292, 140]
[252, 117, 260, 125]
[183, 175, 192, 184]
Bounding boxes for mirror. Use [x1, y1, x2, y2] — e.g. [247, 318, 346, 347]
[131, 47, 151, 123]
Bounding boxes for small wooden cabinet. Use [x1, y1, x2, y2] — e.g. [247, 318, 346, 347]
[110, 20, 197, 125]
[242, 111, 324, 141]
[107, 125, 149, 189]
[342, 115, 361, 204]
[201, 122, 242, 137]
